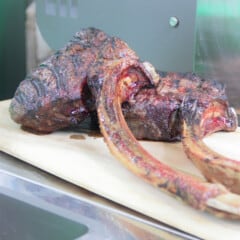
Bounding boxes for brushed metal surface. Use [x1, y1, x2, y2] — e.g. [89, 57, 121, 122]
[0, 151, 198, 240]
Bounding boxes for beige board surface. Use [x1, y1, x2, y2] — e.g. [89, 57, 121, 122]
[0, 99, 240, 239]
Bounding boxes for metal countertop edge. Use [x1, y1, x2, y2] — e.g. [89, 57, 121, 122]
[0, 151, 202, 240]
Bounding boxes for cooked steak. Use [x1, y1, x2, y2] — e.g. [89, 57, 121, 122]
[9, 28, 240, 218]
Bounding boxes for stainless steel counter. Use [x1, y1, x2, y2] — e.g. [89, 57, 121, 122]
[0, 151, 201, 240]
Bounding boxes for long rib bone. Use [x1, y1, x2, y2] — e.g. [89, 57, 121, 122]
[94, 59, 240, 219]
[181, 98, 240, 194]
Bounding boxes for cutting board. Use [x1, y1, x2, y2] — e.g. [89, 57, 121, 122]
[0, 99, 239, 239]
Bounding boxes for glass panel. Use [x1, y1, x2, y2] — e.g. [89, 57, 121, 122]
[195, 0, 240, 109]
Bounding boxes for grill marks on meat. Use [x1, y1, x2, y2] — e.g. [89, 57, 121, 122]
[9, 28, 240, 218]
[123, 72, 228, 141]
[10, 29, 106, 133]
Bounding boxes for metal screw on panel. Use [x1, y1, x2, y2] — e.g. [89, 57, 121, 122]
[169, 17, 179, 28]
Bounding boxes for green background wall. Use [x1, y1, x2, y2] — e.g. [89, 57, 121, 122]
[0, 1, 27, 100]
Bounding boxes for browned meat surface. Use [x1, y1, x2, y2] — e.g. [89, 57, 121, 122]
[9, 28, 103, 133]
[123, 71, 232, 141]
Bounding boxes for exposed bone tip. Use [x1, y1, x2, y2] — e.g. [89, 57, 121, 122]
[229, 107, 238, 129]
[142, 61, 160, 86]
[207, 193, 240, 216]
